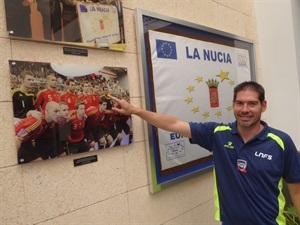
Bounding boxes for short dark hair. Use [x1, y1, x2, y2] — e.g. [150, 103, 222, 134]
[75, 101, 85, 109]
[59, 101, 68, 107]
[233, 81, 265, 103]
[66, 79, 75, 85]
[82, 81, 90, 87]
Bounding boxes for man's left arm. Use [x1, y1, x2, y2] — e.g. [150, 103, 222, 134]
[287, 182, 300, 218]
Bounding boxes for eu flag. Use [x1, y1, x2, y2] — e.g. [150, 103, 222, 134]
[79, 4, 88, 12]
[156, 39, 177, 59]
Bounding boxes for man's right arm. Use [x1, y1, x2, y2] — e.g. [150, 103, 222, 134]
[110, 95, 192, 138]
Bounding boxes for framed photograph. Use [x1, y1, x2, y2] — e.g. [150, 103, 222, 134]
[135, 9, 256, 193]
[4, 0, 126, 51]
[10, 60, 132, 164]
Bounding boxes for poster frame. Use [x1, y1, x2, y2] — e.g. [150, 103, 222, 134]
[135, 8, 257, 193]
[10, 59, 132, 164]
[3, 0, 126, 51]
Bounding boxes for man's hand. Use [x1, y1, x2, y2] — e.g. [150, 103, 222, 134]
[109, 95, 136, 115]
[22, 0, 34, 6]
[14, 118, 22, 126]
[26, 110, 42, 120]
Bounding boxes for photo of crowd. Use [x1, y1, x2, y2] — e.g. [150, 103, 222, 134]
[10, 60, 132, 164]
[4, 0, 125, 49]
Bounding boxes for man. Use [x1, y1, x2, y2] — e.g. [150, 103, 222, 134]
[36, 0, 62, 41]
[61, 78, 78, 110]
[34, 101, 63, 160]
[91, 83, 101, 108]
[100, 86, 113, 109]
[85, 104, 105, 149]
[110, 81, 300, 225]
[60, 0, 82, 42]
[112, 94, 133, 144]
[57, 102, 71, 155]
[99, 97, 122, 147]
[35, 74, 61, 112]
[11, 71, 36, 121]
[68, 102, 93, 154]
[78, 81, 93, 111]
[15, 101, 61, 163]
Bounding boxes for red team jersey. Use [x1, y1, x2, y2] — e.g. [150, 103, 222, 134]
[91, 93, 100, 108]
[78, 93, 93, 111]
[85, 106, 105, 128]
[100, 110, 116, 129]
[69, 111, 86, 143]
[15, 115, 51, 142]
[61, 91, 78, 110]
[35, 88, 61, 112]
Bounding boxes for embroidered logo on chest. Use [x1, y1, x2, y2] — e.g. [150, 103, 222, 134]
[224, 141, 235, 149]
[254, 151, 273, 160]
[237, 159, 247, 173]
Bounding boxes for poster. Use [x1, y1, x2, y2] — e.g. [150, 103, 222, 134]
[10, 60, 132, 164]
[4, 0, 125, 51]
[77, 2, 122, 46]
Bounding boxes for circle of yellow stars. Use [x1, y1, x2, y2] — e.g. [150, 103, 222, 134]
[161, 42, 173, 58]
[184, 70, 235, 118]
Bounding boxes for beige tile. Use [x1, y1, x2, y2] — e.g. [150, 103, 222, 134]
[128, 170, 215, 224]
[21, 149, 127, 223]
[0, 0, 9, 38]
[123, 0, 171, 12]
[216, 0, 254, 17]
[37, 193, 130, 225]
[128, 97, 145, 143]
[163, 198, 220, 225]
[0, 102, 18, 167]
[10, 40, 114, 65]
[127, 0, 217, 29]
[123, 8, 137, 54]
[124, 142, 149, 191]
[213, 4, 247, 38]
[244, 17, 259, 42]
[254, 42, 262, 71]
[0, 166, 27, 225]
[0, 38, 13, 102]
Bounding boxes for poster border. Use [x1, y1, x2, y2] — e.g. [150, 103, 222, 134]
[135, 8, 257, 193]
[3, 0, 126, 52]
[10, 59, 132, 164]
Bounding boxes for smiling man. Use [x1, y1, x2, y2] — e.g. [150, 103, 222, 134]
[110, 81, 300, 225]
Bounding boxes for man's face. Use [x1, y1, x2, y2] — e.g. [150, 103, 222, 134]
[68, 81, 76, 93]
[77, 104, 85, 117]
[233, 90, 266, 129]
[93, 85, 100, 94]
[46, 103, 60, 122]
[60, 104, 69, 119]
[22, 74, 35, 89]
[100, 101, 107, 111]
[103, 88, 109, 96]
[83, 83, 91, 93]
[48, 76, 58, 88]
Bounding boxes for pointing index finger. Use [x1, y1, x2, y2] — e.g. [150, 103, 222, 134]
[108, 94, 118, 102]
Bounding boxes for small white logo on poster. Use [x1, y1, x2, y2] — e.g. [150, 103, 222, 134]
[166, 141, 185, 161]
[236, 53, 248, 68]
